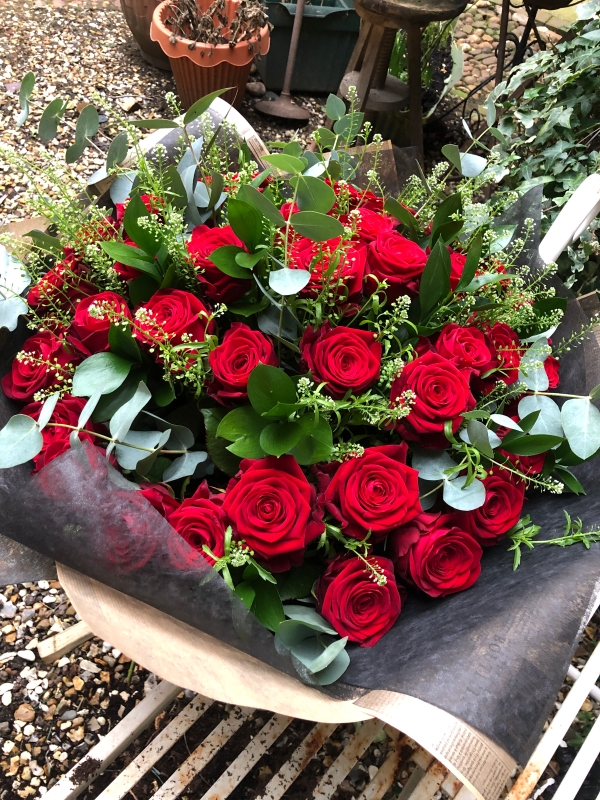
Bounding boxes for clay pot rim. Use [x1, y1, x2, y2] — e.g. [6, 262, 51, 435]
[150, 0, 270, 67]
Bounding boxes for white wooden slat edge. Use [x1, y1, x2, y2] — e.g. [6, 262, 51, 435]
[356, 730, 407, 800]
[550, 712, 600, 800]
[312, 718, 385, 800]
[506, 640, 600, 800]
[44, 681, 182, 800]
[37, 620, 93, 663]
[96, 695, 213, 800]
[150, 706, 254, 800]
[411, 747, 435, 772]
[453, 785, 477, 800]
[398, 765, 427, 800]
[258, 722, 338, 800]
[539, 173, 600, 265]
[198, 713, 293, 800]
[566, 664, 600, 703]
[409, 759, 449, 800]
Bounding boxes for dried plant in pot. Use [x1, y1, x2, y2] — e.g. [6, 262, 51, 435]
[151, 0, 270, 109]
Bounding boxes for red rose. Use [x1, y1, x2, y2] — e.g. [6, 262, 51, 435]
[69, 291, 132, 353]
[27, 252, 97, 312]
[436, 323, 493, 376]
[188, 225, 252, 304]
[168, 482, 226, 566]
[300, 322, 381, 399]
[329, 182, 383, 213]
[387, 510, 440, 562]
[72, 216, 120, 252]
[324, 445, 420, 542]
[415, 335, 434, 358]
[500, 450, 546, 476]
[167, 530, 214, 572]
[1, 331, 81, 402]
[105, 491, 160, 572]
[208, 322, 277, 405]
[113, 235, 143, 282]
[394, 514, 483, 597]
[280, 201, 300, 220]
[115, 194, 164, 224]
[354, 208, 397, 244]
[367, 232, 428, 298]
[222, 455, 324, 572]
[545, 354, 560, 389]
[290, 238, 366, 303]
[455, 468, 525, 546]
[484, 323, 522, 385]
[316, 554, 401, 647]
[22, 395, 103, 472]
[390, 352, 475, 448]
[135, 289, 213, 348]
[139, 483, 180, 518]
[449, 251, 467, 290]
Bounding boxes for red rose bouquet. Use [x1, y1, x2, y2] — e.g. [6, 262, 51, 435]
[1, 83, 600, 687]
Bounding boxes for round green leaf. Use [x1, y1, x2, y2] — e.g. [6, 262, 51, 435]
[106, 131, 129, 170]
[38, 98, 66, 143]
[289, 211, 344, 242]
[72, 352, 134, 397]
[561, 398, 600, 460]
[247, 365, 297, 415]
[293, 176, 336, 214]
[259, 421, 302, 457]
[0, 415, 43, 468]
[443, 475, 486, 510]
[269, 268, 311, 296]
[325, 94, 346, 121]
[263, 153, 308, 175]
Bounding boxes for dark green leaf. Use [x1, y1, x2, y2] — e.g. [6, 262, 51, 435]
[106, 132, 129, 170]
[101, 242, 161, 281]
[128, 274, 160, 305]
[237, 184, 285, 227]
[263, 153, 307, 174]
[235, 582, 256, 610]
[456, 232, 482, 292]
[206, 171, 224, 211]
[129, 119, 180, 129]
[554, 466, 586, 495]
[501, 434, 564, 455]
[227, 198, 262, 251]
[108, 323, 141, 364]
[209, 245, 252, 279]
[163, 165, 188, 210]
[236, 250, 265, 269]
[38, 98, 66, 143]
[419, 240, 451, 319]
[292, 176, 336, 214]
[259, 421, 302, 457]
[384, 198, 418, 241]
[441, 143, 462, 171]
[277, 561, 322, 601]
[200, 408, 241, 476]
[227, 434, 265, 459]
[24, 229, 63, 256]
[251, 581, 285, 632]
[247, 365, 297, 415]
[431, 194, 463, 241]
[123, 194, 162, 256]
[217, 405, 267, 441]
[290, 211, 344, 242]
[183, 87, 230, 125]
[229, 296, 270, 317]
[325, 94, 346, 121]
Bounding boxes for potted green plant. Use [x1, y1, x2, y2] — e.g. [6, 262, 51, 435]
[150, 0, 270, 109]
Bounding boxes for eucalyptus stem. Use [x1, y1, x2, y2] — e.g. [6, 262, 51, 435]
[45, 423, 186, 455]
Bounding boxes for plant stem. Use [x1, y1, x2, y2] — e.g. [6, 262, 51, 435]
[419, 481, 443, 500]
[45, 423, 186, 454]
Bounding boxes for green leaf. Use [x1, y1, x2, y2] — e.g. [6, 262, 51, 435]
[561, 398, 600, 460]
[200, 408, 241, 477]
[163, 165, 188, 211]
[590, 385, 600, 401]
[209, 245, 252, 279]
[38, 393, 60, 430]
[17, 72, 35, 127]
[24, 230, 63, 257]
[109, 381, 152, 443]
[311, 648, 350, 685]
[227, 435, 265, 459]
[0, 415, 43, 468]
[128, 274, 160, 305]
[277, 561, 323, 601]
[431, 194, 463, 241]
[247, 365, 297, 415]
[501, 434, 564, 455]
[72, 352, 133, 397]
[135, 428, 171, 477]
[236, 251, 265, 269]
[431, 219, 464, 246]
[461, 272, 513, 293]
[251, 581, 285, 632]
[314, 127, 337, 149]
[123, 194, 162, 256]
[229, 296, 270, 317]
[333, 112, 364, 141]
[101, 242, 161, 280]
[217, 405, 267, 441]
[325, 94, 346, 121]
[291, 415, 334, 465]
[443, 475, 486, 510]
[292, 176, 336, 214]
[384, 198, 418, 241]
[106, 131, 129, 170]
[235, 582, 256, 610]
[277, 620, 320, 648]
[129, 119, 180, 129]
[108, 323, 141, 364]
[290, 211, 344, 242]
[38, 98, 66, 143]
[237, 184, 285, 227]
[66, 105, 99, 164]
[554, 466, 585, 495]
[518, 396, 562, 438]
[163, 451, 208, 481]
[227, 198, 262, 251]
[466, 419, 494, 458]
[419, 240, 451, 319]
[441, 143, 462, 172]
[283, 605, 337, 634]
[456, 232, 482, 292]
[269, 268, 311, 296]
[183, 87, 230, 125]
[114, 429, 163, 470]
[308, 636, 348, 673]
[263, 153, 307, 175]
[259, 421, 302, 457]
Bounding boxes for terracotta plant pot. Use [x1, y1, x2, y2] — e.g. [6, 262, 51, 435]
[150, 0, 270, 110]
[121, 0, 172, 71]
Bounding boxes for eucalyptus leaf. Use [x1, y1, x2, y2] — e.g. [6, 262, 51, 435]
[77, 391, 102, 431]
[0, 246, 30, 331]
[110, 172, 137, 205]
[38, 393, 60, 431]
[283, 605, 337, 634]
[0, 415, 43, 468]
[443, 475, 486, 510]
[561, 398, 600, 459]
[38, 98, 67, 143]
[163, 451, 208, 481]
[114, 430, 163, 470]
[109, 381, 152, 442]
[17, 71, 35, 127]
[72, 352, 133, 397]
[460, 153, 487, 177]
[269, 268, 311, 296]
[106, 132, 129, 170]
[411, 449, 457, 481]
[290, 211, 344, 242]
[292, 176, 336, 214]
[325, 94, 346, 121]
[263, 153, 307, 175]
[518, 395, 563, 438]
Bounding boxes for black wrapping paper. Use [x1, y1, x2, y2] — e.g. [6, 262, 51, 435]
[1, 184, 599, 772]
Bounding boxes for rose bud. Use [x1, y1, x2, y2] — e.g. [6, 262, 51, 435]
[300, 322, 382, 399]
[390, 351, 475, 448]
[454, 468, 525, 546]
[436, 323, 494, 376]
[324, 445, 421, 542]
[2, 331, 82, 403]
[290, 237, 366, 303]
[351, 208, 397, 244]
[168, 482, 226, 566]
[208, 322, 277, 405]
[367, 231, 428, 298]
[135, 289, 214, 348]
[479, 323, 522, 387]
[222, 455, 324, 572]
[316, 554, 402, 647]
[22, 395, 103, 472]
[449, 250, 467, 290]
[69, 291, 132, 354]
[27, 251, 97, 312]
[393, 514, 483, 597]
[387, 510, 441, 561]
[188, 225, 252, 304]
[544, 354, 560, 388]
